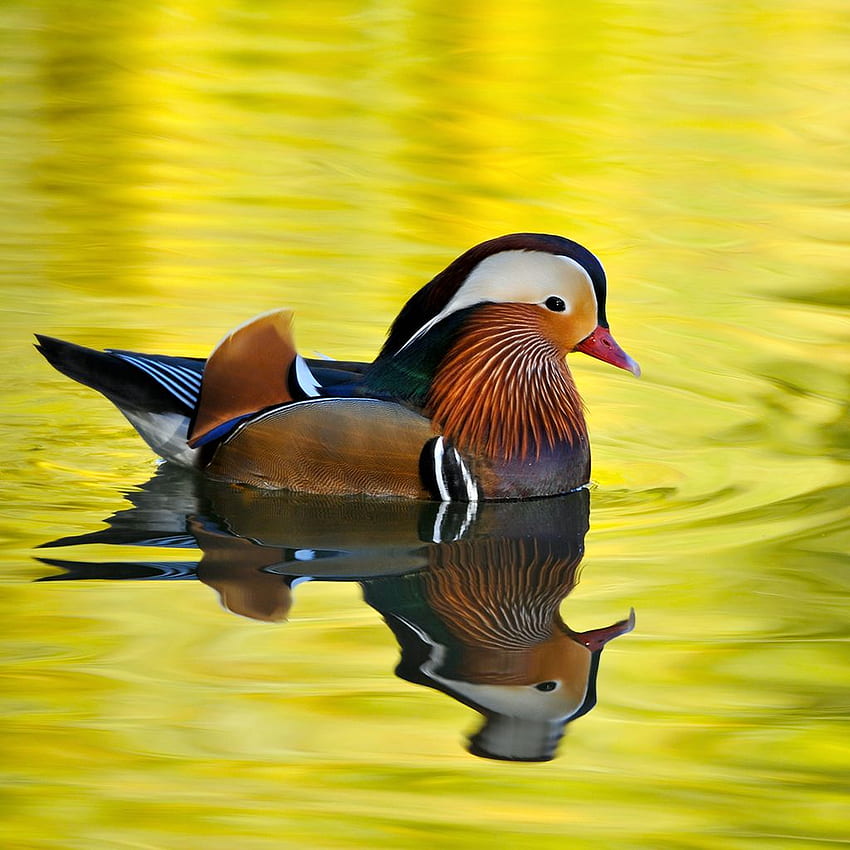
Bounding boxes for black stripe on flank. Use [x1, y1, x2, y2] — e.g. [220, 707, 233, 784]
[419, 437, 444, 501]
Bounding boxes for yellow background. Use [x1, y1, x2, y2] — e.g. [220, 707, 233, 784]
[1, 1, 847, 847]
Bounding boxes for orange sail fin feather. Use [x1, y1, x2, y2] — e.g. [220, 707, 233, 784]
[188, 309, 298, 447]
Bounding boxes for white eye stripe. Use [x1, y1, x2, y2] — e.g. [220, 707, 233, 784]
[396, 251, 597, 354]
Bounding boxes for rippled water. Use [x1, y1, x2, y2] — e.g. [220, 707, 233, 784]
[2, 2, 848, 848]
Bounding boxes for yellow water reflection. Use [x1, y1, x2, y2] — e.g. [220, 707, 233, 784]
[38, 477, 637, 763]
[1, 0, 848, 848]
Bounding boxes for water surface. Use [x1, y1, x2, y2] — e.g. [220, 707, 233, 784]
[1, 2, 847, 848]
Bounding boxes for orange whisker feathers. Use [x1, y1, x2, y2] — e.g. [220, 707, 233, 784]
[426, 305, 586, 460]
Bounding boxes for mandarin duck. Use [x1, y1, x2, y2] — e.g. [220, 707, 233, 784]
[36, 233, 639, 500]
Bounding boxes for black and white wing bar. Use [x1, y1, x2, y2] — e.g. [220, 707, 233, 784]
[109, 351, 203, 410]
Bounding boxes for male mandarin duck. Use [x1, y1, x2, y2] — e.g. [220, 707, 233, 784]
[36, 233, 639, 500]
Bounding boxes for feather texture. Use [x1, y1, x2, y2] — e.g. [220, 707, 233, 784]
[426, 304, 587, 461]
[380, 233, 610, 357]
[205, 398, 435, 496]
[188, 310, 298, 447]
[425, 538, 580, 649]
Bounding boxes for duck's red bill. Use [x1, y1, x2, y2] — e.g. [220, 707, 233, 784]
[575, 325, 641, 377]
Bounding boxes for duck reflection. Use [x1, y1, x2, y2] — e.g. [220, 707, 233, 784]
[38, 467, 635, 762]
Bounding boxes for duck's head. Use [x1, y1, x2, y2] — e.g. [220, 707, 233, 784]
[380, 233, 640, 376]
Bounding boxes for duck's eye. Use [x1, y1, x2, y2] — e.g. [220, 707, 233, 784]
[534, 681, 558, 692]
[545, 296, 566, 312]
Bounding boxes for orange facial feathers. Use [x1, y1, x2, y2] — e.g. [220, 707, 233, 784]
[426, 304, 587, 461]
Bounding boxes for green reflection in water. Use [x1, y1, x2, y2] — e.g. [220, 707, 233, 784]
[1, 0, 847, 848]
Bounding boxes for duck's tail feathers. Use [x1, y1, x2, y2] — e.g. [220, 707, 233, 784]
[36, 312, 330, 463]
[188, 309, 304, 447]
[35, 334, 204, 413]
[35, 334, 205, 467]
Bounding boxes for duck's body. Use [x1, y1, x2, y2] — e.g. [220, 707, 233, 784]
[37, 233, 639, 500]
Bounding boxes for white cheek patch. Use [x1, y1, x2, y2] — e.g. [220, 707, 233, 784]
[396, 251, 598, 353]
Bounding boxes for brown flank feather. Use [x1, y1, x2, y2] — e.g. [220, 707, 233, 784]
[426, 304, 586, 460]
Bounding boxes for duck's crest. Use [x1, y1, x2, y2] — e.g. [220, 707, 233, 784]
[188, 309, 299, 447]
[380, 233, 609, 358]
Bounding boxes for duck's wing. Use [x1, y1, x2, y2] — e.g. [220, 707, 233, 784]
[204, 397, 435, 498]
[304, 358, 369, 397]
[36, 313, 373, 467]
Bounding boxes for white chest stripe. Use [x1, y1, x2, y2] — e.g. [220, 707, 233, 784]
[451, 445, 480, 503]
[431, 437, 480, 503]
[432, 437, 451, 501]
